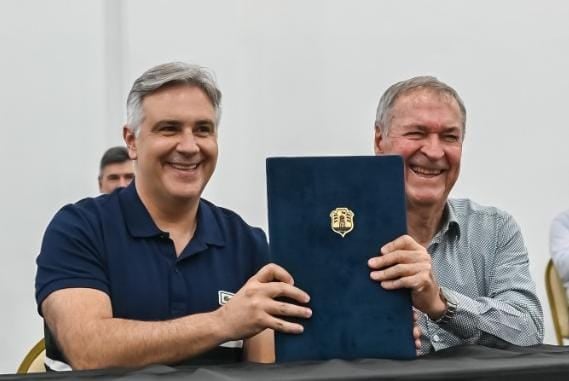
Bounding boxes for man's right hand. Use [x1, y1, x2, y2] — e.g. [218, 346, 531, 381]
[216, 263, 312, 340]
[368, 234, 446, 320]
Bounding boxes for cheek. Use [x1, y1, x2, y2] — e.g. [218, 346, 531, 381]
[393, 141, 420, 159]
[204, 140, 219, 159]
[446, 147, 462, 167]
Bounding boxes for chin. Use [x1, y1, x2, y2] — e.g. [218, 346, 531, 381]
[163, 186, 202, 202]
[407, 193, 446, 208]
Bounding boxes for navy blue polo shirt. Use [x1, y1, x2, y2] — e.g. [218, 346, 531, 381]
[35, 182, 269, 367]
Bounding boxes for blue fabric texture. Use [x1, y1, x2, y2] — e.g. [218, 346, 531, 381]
[267, 156, 415, 362]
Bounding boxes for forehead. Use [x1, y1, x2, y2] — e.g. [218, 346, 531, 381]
[390, 89, 462, 127]
[141, 84, 215, 120]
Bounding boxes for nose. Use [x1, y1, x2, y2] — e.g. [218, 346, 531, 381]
[420, 135, 445, 160]
[177, 129, 200, 154]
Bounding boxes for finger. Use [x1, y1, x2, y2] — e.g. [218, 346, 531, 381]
[377, 272, 431, 291]
[254, 263, 294, 285]
[413, 324, 421, 341]
[267, 316, 305, 334]
[266, 300, 312, 319]
[368, 249, 425, 270]
[263, 282, 310, 304]
[413, 320, 422, 352]
[380, 234, 422, 255]
[370, 262, 430, 282]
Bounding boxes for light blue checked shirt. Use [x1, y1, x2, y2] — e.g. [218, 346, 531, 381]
[419, 199, 543, 354]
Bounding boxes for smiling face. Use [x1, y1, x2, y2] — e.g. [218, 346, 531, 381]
[374, 88, 463, 212]
[124, 84, 218, 206]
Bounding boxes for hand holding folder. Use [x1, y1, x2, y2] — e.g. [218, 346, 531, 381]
[216, 263, 311, 339]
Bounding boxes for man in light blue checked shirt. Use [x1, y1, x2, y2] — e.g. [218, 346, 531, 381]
[368, 76, 543, 354]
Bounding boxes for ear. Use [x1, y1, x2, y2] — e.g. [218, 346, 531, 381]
[123, 125, 137, 160]
[98, 176, 103, 193]
[374, 122, 385, 155]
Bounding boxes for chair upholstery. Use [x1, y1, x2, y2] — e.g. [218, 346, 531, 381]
[545, 259, 569, 345]
[17, 338, 46, 373]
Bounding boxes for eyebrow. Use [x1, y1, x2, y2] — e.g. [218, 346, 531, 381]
[440, 126, 461, 133]
[153, 119, 183, 127]
[408, 124, 461, 133]
[152, 118, 215, 128]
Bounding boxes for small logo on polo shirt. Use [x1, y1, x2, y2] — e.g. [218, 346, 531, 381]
[218, 290, 234, 305]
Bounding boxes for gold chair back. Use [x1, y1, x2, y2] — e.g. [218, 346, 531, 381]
[17, 338, 46, 374]
[545, 259, 569, 345]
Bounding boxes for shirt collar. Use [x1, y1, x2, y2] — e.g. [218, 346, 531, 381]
[193, 199, 225, 247]
[432, 201, 461, 244]
[119, 182, 162, 238]
[119, 182, 225, 247]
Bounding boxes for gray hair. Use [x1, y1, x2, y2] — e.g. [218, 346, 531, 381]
[126, 62, 222, 134]
[375, 76, 467, 138]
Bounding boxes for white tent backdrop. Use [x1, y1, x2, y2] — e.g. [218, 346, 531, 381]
[1, 0, 568, 373]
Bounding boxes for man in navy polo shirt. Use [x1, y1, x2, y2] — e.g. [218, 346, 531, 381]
[35, 62, 312, 370]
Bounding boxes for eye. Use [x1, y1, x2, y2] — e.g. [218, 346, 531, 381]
[157, 124, 179, 135]
[404, 131, 424, 139]
[442, 134, 460, 143]
[194, 123, 215, 137]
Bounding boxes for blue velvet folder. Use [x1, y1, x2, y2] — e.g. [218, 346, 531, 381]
[266, 155, 415, 362]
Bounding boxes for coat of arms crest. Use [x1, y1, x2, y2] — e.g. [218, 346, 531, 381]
[329, 207, 355, 237]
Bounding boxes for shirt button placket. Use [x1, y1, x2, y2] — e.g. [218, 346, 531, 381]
[170, 264, 188, 317]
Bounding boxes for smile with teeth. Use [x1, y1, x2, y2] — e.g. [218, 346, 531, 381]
[410, 165, 443, 176]
[169, 162, 200, 171]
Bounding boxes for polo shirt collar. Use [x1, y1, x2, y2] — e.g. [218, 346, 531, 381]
[119, 182, 225, 247]
[193, 199, 225, 247]
[120, 182, 162, 238]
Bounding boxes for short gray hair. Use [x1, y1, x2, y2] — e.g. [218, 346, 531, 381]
[375, 76, 466, 138]
[126, 62, 222, 134]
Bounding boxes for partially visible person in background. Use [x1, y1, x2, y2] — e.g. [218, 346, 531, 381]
[550, 209, 569, 290]
[98, 146, 134, 193]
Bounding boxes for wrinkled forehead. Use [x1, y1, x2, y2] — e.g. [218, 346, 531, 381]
[389, 88, 464, 130]
[393, 88, 460, 112]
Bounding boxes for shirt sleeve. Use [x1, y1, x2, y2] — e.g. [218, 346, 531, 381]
[550, 211, 569, 288]
[35, 203, 109, 315]
[437, 213, 544, 346]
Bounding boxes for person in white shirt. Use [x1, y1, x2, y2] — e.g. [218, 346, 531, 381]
[550, 209, 569, 290]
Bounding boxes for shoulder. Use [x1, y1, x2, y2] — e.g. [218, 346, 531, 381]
[448, 198, 522, 241]
[199, 199, 269, 270]
[48, 192, 119, 233]
[41, 190, 126, 252]
[200, 199, 267, 243]
[551, 209, 569, 229]
[448, 198, 513, 223]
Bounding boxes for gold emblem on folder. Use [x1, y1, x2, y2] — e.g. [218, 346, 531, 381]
[330, 207, 355, 237]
